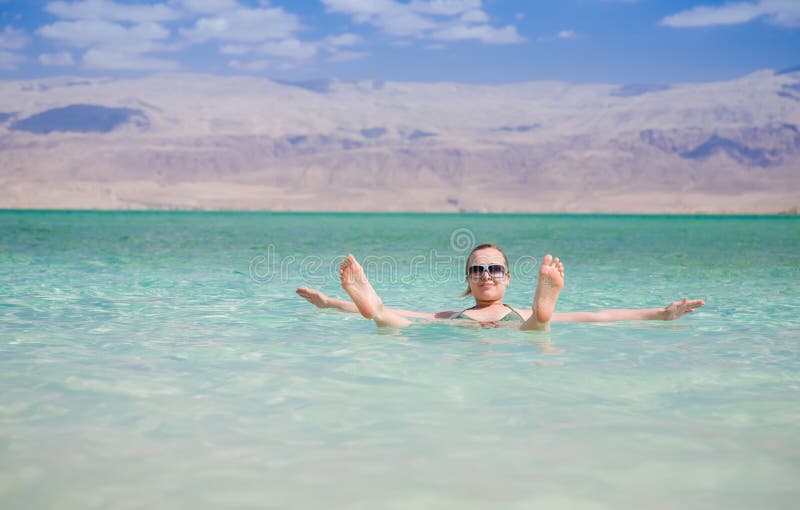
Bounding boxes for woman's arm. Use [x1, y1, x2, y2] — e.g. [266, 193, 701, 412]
[552, 298, 704, 323]
[295, 287, 444, 319]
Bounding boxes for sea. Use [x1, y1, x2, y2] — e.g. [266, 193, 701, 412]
[1, 211, 798, 509]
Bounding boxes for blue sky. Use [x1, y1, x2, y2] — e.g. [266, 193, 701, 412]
[0, 0, 798, 84]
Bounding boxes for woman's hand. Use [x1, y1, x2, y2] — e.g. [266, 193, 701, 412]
[662, 298, 705, 320]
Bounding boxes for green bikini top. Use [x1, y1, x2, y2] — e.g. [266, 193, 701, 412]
[452, 304, 525, 323]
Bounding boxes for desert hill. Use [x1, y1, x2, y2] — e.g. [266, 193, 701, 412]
[0, 69, 798, 212]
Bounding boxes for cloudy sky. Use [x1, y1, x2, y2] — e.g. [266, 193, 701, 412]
[0, 0, 798, 84]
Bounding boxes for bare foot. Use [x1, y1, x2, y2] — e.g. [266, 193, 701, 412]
[295, 287, 330, 308]
[533, 254, 565, 324]
[340, 254, 383, 320]
[663, 298, 704, 320]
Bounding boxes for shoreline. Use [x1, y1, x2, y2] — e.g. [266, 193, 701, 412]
[1, 181, 797, 216]
[2, 208, 798, 216]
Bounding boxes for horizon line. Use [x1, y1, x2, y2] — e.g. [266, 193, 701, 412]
[2, 65, 797, 88]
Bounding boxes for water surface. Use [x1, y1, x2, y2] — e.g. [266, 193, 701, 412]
[1, 212, 798, 509]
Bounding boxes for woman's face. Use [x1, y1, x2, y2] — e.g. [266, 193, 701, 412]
[467, 247, 510, 302]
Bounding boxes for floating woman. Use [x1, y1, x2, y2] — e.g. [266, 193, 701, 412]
[296, 243, 704, 330]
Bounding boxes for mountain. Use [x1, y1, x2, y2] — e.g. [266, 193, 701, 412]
[0, 69, 798, 212]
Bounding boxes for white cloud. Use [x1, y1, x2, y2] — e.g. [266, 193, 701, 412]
[375, 9, 437, 37]
[37, 19, 178, 71]
[82, 48, 179, 70]
[322, 0, 523, 43]
[0, 26, 29, 49]
[321, 0, 392, 20]
[0, 49, 25, 69]
[408, 0, 481, 16]
[256, 39, 317, 60]
[176, 0, 238, 14]
[460, 10, 489, 23]
[220, 32, 361, 65]
[661, 0, 800, 28]
[327, 50, 369, 62]
[32, 0, 361, 72]
[321, 34, 367, 62]
[537, 30, 581, 43]
[28, 0, 525, 73]
[229, 58, 271, 71]
[433, 24, 523, 44]
[324, 33, 363, 47]
[39, 51, 76, 66]
[220, 44, 253, 55]
[322, 0, 430, 37]
[45, 0, 181, 23]
[37, 20, 170, 50]
[180, 7, 301, 43]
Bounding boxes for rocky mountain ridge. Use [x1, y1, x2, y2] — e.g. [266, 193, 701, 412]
[0, 69, 798, 212]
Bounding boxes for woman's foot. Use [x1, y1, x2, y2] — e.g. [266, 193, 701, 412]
[534, 254, 565, 323]
[521, 254, 565, 330]
[295, 287, 331, 308]
[340, 254, 383, 319]
[340, 254, 411, 328]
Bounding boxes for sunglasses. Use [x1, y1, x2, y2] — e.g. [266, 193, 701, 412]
[466, 264, 507, 280]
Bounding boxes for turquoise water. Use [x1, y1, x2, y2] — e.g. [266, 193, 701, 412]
[1, 211, 799, 509]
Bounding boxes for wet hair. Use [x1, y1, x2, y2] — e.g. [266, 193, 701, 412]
[461, 243, 510, 297]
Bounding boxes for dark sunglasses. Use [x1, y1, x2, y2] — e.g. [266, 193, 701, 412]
[466, 264, 507, 280]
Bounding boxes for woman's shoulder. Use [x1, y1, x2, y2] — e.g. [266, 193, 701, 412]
[435, 311, 461, 319]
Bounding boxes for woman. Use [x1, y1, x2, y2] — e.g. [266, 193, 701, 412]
[296, 243, 704, 330]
